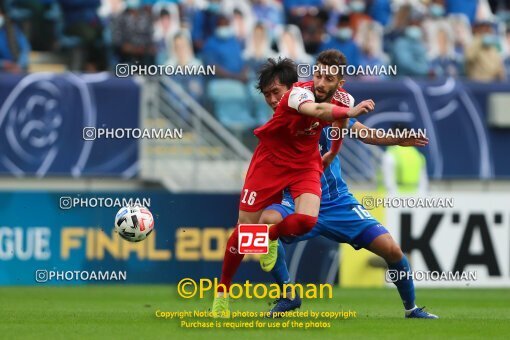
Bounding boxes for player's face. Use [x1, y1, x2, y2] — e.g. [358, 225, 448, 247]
[313, 64, 344, 102]
[261, 79, 289, 111]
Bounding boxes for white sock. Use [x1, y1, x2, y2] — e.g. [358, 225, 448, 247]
[405, 305, 418, 315]
[281, 281, 292, 300]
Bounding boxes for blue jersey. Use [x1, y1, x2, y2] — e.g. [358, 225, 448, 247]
[283, 119, 359, 206]
[272, 118, 387, 248]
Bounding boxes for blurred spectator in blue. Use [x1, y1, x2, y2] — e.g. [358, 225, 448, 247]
[8, 0, 56, 51]
[231, 7, 251, 48]
[488, 0, 510, 13]
[391, 21, 430, 77]
[369, 0, 392, 26]
[243, 22, 277, 80]
[448, 14, 473, 60]
[429, 21, 463, 77]
[166, 30, 202, 67]
[348, 0, 372, 37]
[300, 9, 328, 54]
[141, 0, 156, 7]
[179, 0, 202, 29]
[98, 0, 124, 19]
[111, 0, 155, 66]
[385, 4, 412, 47]
[276, 24, 313, 74]
[97, 0, 125, 67]
[356, 21, 389, 79]
[191, 0, 223, 52]
[282, 0, 322, 27]
[166, 30, 204, 107]
[319, 15, 361, 67]
[250, 0, 283, 39]
[423, 0, 447, 39]
[226, 1, 256, 47]
[429, 0, 447, 19]
[505, 27, 510, 80]
[153, 2, 180, 65]
[445, 0, 479, 24]
[58, 0, 107, 71]
[324, 0, 369, 43]
[0, 6, 30, 73]
[465, 20, 506, 81]
[201, 14, 248, 82]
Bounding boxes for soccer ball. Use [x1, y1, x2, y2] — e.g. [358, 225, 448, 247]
[114, 206, 154, 242]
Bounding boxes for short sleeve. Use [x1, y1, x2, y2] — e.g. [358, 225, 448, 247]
[347, 94, 356, 128]
[347, 93, 355, 108]
[288, 86, 315, 111]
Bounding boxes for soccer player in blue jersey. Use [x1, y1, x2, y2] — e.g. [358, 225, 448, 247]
[256, 56, 438, 319]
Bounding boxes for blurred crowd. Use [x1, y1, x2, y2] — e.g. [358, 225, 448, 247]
[1, 0, 510, 82]
[2, 0, 510, 139]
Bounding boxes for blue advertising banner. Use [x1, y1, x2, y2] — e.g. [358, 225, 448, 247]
[0, 191, 236, 285]
[0, 191, 338, 286]
[345, 78, 510, 179]
[0, 74, 139, 178]
[2, 75, 509, 179]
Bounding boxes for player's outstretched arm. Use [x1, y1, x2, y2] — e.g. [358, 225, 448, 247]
[352, 122, 429, 147]
[322, 119, 347, 169]
[299, 100, 375, 122]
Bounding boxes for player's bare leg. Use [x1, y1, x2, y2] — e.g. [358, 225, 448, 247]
[367, 233, 438, 319]
[294, 193, 321, 216]
[259, 210, 283, 226]
[366, 233, 403, 263]
[212, 209, 264, 317]
[260, 193, 320, 272]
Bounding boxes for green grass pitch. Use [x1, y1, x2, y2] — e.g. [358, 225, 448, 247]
[0, 286, 508, 339]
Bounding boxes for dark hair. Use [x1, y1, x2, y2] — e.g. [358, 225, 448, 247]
[337, 15, 350, 26]
[316, 49, 347, 79]
[173, 30, 188, 42]
[254, 22, 266, 31]
[256, 57, 298, 92]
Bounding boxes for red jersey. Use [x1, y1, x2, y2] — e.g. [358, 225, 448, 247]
[254, 80, 353, 171]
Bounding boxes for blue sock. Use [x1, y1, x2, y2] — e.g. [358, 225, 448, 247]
[388, 255, 416, 310]
[270, 240, 290, 286]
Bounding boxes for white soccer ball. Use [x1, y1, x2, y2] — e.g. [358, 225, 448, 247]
[114, 206, 154, 242]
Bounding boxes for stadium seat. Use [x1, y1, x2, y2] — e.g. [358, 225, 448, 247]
[52, 5, 81, 50]
[206, 79, 257, 133]
[43, 2, 60, 20]
[5, 0, 32, 21]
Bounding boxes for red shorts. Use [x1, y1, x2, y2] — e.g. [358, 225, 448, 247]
[239, 144, 322, 212]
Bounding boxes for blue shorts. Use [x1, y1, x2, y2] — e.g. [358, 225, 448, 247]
[266, 199, 388, 250]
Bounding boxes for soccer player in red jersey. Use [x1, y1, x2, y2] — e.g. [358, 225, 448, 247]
[212, 50, 375, 316]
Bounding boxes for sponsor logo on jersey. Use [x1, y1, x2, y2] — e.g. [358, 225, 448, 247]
[296, 121, 321, 136]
